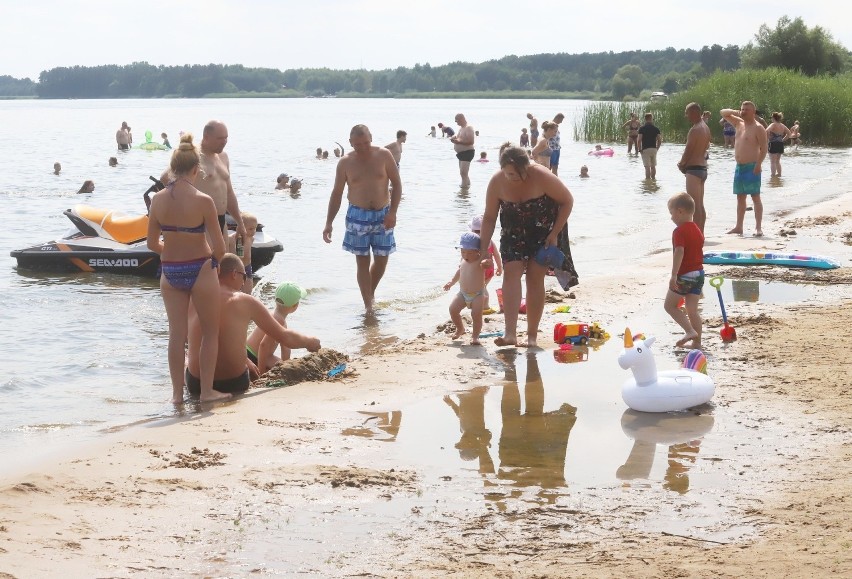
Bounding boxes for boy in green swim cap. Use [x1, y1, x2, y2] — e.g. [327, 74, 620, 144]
[245, 281, 308, 376]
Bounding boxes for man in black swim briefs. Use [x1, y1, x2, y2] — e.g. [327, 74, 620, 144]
[451, 113, 476, 189]
[185, 254, 321, 398]
[677, 102, 711, 233]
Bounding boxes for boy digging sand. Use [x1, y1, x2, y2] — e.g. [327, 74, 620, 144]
[245, 281, 307, 376]
[664, 192, 705, 348]
[443, 231, 489, 345]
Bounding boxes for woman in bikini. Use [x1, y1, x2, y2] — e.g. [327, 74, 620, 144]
[147, 133, 228, 404]
[530, 121, 557, 169]
[622, 113, 641, 155]
[478, 144, 575, 348]
[766, 112, 792, 177]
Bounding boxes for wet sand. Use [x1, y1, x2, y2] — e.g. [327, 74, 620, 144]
[1, 192, 851, 577]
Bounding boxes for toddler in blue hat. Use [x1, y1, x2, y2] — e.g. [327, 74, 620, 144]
[443, 231, 489, 345]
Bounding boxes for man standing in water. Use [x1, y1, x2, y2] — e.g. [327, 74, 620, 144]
[116, 121, 131, 150]
[164, 121, 247, 242]
[451, 113, 475, 188]
[721, 101, 767, 237]
[677, 102, 711, 233]
[385, 130, 407, 168]
[637, 113, 662, 179]
[323, 124, 402, 314]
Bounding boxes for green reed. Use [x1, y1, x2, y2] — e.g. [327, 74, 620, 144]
[576, 69, 852, 146]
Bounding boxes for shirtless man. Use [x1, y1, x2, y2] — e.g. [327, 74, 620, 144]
[323, 124, 402, 314]
[116, 121, 131, 150]
[185, 254, 321, 397]
[526, 112, 539, 147]
[721, 101, 768, 237]
[677, 102, 711, 233]
[161, 120, 246, 242]
[385, 130, 407, 167]
[451, 113, 475, 188]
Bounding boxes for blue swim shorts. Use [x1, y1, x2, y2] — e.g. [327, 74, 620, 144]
[343, 204, 396, 257]
[550, 149, 561, 167]
[673, 270, 705, 296]
[733, 162, 761, 195]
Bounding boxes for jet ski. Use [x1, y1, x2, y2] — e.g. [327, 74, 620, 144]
[11, 177, 284, 277]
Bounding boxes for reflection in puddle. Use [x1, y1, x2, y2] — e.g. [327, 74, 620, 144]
[344, 343, 727, 500]
[617, 410, 714, 494]
[341, 411, 402, 442]
[726, 279, 813, 303]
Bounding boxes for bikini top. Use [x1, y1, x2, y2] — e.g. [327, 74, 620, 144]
[161, 222, 206, 234]
[537, 146, 553, 158]
[768, 131, 786, 143]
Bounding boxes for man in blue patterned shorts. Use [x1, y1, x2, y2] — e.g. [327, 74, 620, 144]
[323, 124, 402, 314]
[721, 101, 768, 237]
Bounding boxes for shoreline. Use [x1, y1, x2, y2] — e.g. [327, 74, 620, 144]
[2, 183, 851, 575]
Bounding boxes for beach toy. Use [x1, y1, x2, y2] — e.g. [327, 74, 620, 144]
[519, 299, 526, 314]
[617, 328, 715, 412]
[703, 251, 840, 270]
[709, 276, 737, 342]
[553, 343, 588, 364]
[553, 305, 572, 313]
[589, 322, 610, 341]
[554, 322, 590, 345]
[588, 147, 615, 157]
[327, 363, 346, 377]
[137, 129, 168, 150]
[478, 331, 503, 338]
[681, 349, 708, 374]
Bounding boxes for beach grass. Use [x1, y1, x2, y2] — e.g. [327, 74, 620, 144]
[575, 69, 852, 146]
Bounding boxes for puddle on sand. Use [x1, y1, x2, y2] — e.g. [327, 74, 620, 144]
[211, 339, 804, 575]
[721, 279, 814, 303]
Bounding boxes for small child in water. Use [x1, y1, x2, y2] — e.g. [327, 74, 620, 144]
[427, 126, 437, 137]
[520, 128, 529, 148]
[477, 151, 489, 163]
[245, 281, 307, 376]
[444, 231, 490, 345]
[579, 165, 589, 178]
[161, 133, 172, 149]
[664, 192, 704, 348]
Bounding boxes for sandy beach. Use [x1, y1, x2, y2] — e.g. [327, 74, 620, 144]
[2, 184, 851, 577]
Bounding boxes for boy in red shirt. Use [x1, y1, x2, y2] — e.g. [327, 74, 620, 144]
[665, 192, 705, 348]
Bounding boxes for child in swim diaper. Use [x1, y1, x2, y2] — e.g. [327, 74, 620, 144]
[443, 231, 490, 345]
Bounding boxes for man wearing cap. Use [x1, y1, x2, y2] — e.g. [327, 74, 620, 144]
[323, 124, 402, 315]
[245, 281, 308, 375]
[186, 254, 320, 396]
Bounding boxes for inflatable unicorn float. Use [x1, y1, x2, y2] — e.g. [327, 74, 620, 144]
[617, 328, 715, 412]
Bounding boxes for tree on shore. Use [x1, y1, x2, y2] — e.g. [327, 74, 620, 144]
[741, 16, 850, 76]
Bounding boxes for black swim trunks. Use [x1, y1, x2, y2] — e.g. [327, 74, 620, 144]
[456, 149, 476, 162]
[118, 144, 130, 151]
[217, 214, 227, 232]
[185, 368, 250, 397]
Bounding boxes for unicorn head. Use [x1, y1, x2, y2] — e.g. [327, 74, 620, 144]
[617, 328, 658, 386]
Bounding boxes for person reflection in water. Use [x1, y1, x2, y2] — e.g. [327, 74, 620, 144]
[497, 351, 577, 497]
[444, 386, 495, 474]
[663, 442, 701, 494]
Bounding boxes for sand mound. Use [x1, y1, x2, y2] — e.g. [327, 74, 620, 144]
[253, 348, 349, 389]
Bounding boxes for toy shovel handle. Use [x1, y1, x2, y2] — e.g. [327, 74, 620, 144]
[709, 276, 730, 325]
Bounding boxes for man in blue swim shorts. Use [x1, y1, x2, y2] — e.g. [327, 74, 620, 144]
[324, 124, 402, 314]
[721, 101, 768, 237]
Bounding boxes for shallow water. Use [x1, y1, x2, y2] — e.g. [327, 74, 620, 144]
[0, 97, 849, 466]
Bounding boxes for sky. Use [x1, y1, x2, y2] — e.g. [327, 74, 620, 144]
[2, 0, 848, 81]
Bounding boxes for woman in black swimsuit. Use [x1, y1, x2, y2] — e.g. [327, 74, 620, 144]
[478, 145, 577, 348]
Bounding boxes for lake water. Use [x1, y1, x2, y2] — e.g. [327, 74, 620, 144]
[1, 98, 849, 469]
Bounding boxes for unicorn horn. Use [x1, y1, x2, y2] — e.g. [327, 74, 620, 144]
[624, 328, 633, 348]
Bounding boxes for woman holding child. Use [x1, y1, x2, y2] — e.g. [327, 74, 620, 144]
[479, 145, 578, 348]
[146, 134, 228, 404]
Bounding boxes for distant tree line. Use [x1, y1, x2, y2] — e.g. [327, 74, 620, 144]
[1, 16, 847, 100]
